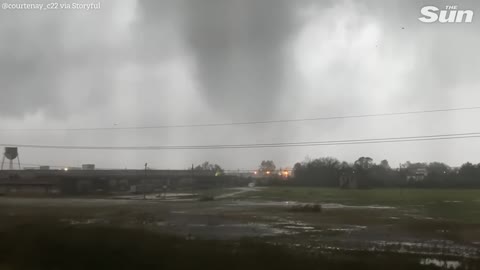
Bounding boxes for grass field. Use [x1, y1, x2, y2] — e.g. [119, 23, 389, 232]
[234, 187, 480, 223]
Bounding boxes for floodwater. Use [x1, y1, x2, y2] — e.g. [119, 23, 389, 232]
[114, 192, 198, 201]
[226, 200, 396, 210]
[112, 187, 260, 201]
[1, 188, 479, 264]
[420, 258, 461, 269]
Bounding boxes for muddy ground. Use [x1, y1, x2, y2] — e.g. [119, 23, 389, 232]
[1, 187, 479, 269]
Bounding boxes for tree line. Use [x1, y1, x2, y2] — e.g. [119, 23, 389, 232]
[292, 157, 480, 188]
[195, 158, 480, 188]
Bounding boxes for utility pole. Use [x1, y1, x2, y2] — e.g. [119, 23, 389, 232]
[144, 163, 148, 200]
[191, 163, 194, 193]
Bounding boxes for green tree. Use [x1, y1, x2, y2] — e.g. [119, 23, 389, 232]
[259, 160, 276, 174]
[380, 159, 390, 169]
[195, 161, 224, 175]
[354, 157, 373, 170]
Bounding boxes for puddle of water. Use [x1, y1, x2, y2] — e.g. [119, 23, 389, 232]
[373, 240, 454, 249]
[228, 201, 395, 210]
[165, 193, 197, 197]
[271, 218, 317, 232]
[156, 221, 294, 238]
[404, 214, 436, 220]
[188, 224, 207, 227]
[443, 200, 462, 203]
[327, 225, 367, 233]
[420, 258, 461, 269]
[274, 219, 309, 226]
[284, 226, 315, 230]
[170, 210, 187, 214]
[368, 240, 479, 258]
[60, 218, 106, 225]
[227, 200, 300, 207]
[292, 239, 479, 263]
[321, 203, 395, 210]
[216, 223, 258, 228]
[114, 193, 198, 201]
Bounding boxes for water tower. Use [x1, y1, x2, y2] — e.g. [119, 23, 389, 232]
[1, 147, 21, 170]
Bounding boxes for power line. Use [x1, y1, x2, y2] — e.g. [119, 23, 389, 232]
[1, 131, 480, 150]
[1, 105, 479, 132]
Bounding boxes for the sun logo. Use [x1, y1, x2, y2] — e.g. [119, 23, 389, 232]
[419, 6, 474, 23]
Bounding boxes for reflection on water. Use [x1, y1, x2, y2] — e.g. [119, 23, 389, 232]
[420, 258, 461, 269]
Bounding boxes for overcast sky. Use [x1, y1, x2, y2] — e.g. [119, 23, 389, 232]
[1, 0, 479, 170]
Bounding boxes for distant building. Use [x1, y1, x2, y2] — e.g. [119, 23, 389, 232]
[23, 166, 50, 170]
[82, 164, 95, 170]
[406, 167, 428, 182]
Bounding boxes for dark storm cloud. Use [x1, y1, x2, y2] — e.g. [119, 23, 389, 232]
[2, 0, 479, 120]
[2, 0, 480, 169]
[135, 0, 479, 121]
[138, 0, 314, 119]
[0, 12, 64, 116]
[0, 1, 126, 118]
